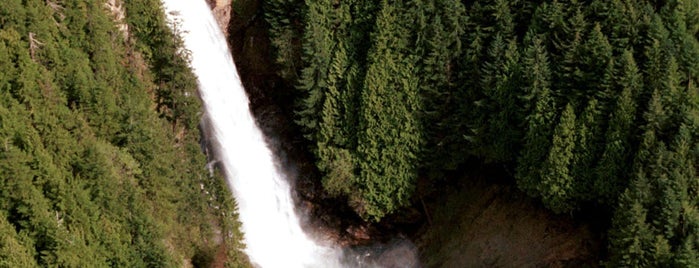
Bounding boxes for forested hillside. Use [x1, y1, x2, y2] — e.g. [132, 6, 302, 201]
[0, 0, 248, 266]
[265, 0, 699, 265]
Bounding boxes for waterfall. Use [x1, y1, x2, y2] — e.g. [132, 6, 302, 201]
[160, 1, 342, 267]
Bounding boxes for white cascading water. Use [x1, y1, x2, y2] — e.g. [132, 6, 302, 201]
[160, 1, 342, 267]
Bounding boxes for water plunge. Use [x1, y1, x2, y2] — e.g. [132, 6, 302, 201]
[160, 1, 341, 267]
[160, 1, 420, 267]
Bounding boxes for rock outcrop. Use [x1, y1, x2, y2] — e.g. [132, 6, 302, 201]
[207, 0, 232, 35]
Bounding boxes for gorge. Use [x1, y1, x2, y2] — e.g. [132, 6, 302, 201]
[161, 0, 422, 266]
[7, 0, 689, 266]
[161, 0, 342, 266]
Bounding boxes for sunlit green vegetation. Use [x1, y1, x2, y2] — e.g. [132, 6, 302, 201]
[0, 0, 249, 266]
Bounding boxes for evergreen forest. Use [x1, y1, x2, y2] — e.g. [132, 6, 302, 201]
[0, 0, 249, 266]
[265, 0, 699, 265]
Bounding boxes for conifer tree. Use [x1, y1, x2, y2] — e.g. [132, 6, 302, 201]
[516, 36, 556, 197]
[591, 0, 644, 51]
[661, 57, 685, 134]
[553, 3, 587, 104]
[264, 0, 699, 263]
[265, 0, 305, 81]
[355, 1, 422, 220]
[572, 98, 604, 201]
[476, 35, 521, 163]
[317, 41, 355, 197]
[644, 15, 671, 97]
[608, 187, 655, 267]
[581, 23, 613, 97]
[0, 212, 37, 267]
[662, 0, 699, 79]
[594, 50, 642, 204]
[419, 0, 468, 173]
[539, 104, 577, 213]
[676, 234, 699, 266]
[295, 0, 335, 138]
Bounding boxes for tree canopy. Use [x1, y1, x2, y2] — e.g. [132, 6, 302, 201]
[0, 0, 249, 266]
[266, 0, 699, 264]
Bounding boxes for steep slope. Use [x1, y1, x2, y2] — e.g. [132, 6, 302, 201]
[0, 0, 248, 266]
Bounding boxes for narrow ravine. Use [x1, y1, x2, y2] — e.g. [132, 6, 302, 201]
[160, 1, 342, 266]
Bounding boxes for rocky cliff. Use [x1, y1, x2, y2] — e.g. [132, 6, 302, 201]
[208, 0, 232, 34]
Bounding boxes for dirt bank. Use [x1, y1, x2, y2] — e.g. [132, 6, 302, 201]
[417, 181, 600, 267]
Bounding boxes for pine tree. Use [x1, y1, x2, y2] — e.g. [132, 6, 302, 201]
[643, 15, 671, 97]
[317, 39, 355, 197]
[581, 23, 613, 98]
[419, 0, 468, 174]
[265, 0, 305, 81]
[608, 187, 655, 267]
[662, 0, 699, 79]
[478, 36, 521, 163]
[491, 0, 515, 36]
[553, 3, 587, 104]
[539, 104, 577, 213]
[590, 0, 644, 51]
[661, 57, 685, 135]
[355, 1, 422, 220]
[676, 234, 699, 266]
[295, 0, 335, 138]
[516, 36, 556, 198]
[594, 50, 642, 205]
[572, 98, 604, 202]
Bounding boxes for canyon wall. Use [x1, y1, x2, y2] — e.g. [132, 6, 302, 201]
[208, 0, 232, 35]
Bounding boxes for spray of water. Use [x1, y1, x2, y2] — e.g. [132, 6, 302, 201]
[160, 1, 341, 266]
[160, 1, 420, 267]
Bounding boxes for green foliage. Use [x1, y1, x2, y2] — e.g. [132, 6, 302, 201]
[515, 36, 556, 197]
[124, 0, 201, 131]
[594, 50, 642, 205]
[608, 187, 656, 267]
[266, 0, 699, 263]
[539, 104, 577, 213]
[354, 1, 422, 220]
[0, 0, 248, 266]
[418, 0, 469, 175]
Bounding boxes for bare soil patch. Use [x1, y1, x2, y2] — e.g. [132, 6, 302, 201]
[415, 176, 600, 268]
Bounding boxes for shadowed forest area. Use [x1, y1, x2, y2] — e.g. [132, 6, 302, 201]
[263, 0, 699, 265]
[0, 0, 249, 266]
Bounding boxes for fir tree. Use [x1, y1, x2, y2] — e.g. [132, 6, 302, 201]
[539, 104, 578, 213]
[265, 0, 305, 81]
[572, 98, 604, 202]
[355, 1, 422, 220]
[295, 0, 335, 138]
[608, 187, 655, 267]
[516, 36, 556, 197]
[594, 50, 642, 205]
[477, 36, 521, 163]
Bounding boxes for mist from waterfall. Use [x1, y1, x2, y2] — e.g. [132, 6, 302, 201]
[160, 1, 341, 267]
[159, 1, 421, 267]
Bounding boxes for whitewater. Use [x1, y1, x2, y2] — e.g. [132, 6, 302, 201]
[160, 0, 342, 267]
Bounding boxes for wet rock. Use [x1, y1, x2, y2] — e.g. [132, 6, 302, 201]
[346, 225, 371, 242]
